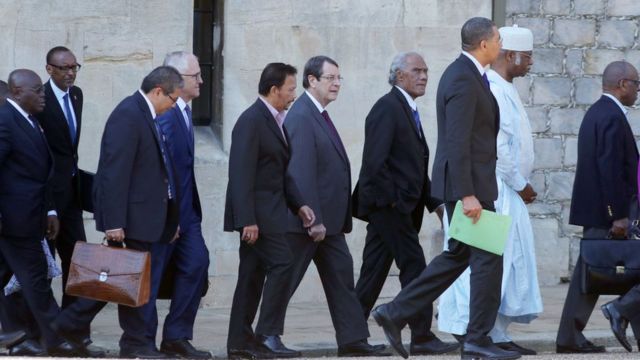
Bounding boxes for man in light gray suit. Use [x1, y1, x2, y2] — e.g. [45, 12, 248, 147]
[284, 55, 387, 357]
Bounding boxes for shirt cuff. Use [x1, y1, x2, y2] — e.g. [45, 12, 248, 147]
[47, 210, 57, 217]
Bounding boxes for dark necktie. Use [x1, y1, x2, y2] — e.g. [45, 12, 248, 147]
[482, 73, 491, 90]
[321, 110, 346, 156]
[412, 109, 423, 138]
[63, 93, 76, 144]
[184, 104, 194, 144]
[153, 119, 175, 200]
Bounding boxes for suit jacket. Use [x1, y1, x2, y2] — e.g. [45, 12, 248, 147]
[35, 80, 83, 213]
[570, 95, 638, 228]
[157, 103, 202, 228]
[284, 92, 352, 235]
[0, 103, 54, 238]
[431, 55, 500, 203]
[354, 87, 440, 231]
[224, 99, 304, 234]
[94, 91, 179, 243]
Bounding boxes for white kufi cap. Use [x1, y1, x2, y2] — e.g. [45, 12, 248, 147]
[499, 25, 533, 51]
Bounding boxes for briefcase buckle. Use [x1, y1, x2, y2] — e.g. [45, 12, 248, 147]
[616, 265, 625, 275]
[99, 268, 110, 282]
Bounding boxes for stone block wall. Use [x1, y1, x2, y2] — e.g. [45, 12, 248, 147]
[506, 0, 640, 283]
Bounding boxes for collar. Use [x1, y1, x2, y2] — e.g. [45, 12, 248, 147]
[602, 93, 629, 117]
[138, 89, 157, 119]
[305, 90, 325, 113]
[462, 51, 486, 76]
[6, 98, 33, 120]
[258, 96, 284, 120]
[176, 97, 188, 112]
[49, 79, 70, 101]
[394, 85, 417, 111]
[486, 69, 510, 86]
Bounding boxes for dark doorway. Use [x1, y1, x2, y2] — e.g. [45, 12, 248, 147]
[193, 0, 223, 138]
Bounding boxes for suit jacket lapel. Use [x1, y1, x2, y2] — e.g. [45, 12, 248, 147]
[45, 81, 75, 148]
[70, 86, 82, 150]
[255, 99, 288, 148]
[391, 87, 424, 147]
[458, 55, 500, 133]
[301, 93, 348, 164]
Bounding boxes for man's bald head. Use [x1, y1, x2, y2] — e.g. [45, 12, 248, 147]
[602, 61, 639, 107]
[7, 69, 45, 114]
[603, 61, 637, 89]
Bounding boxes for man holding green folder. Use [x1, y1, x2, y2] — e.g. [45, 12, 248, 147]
[370, 17, 521, 360]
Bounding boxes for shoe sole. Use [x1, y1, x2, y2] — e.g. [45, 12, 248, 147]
[371, 310, 408, 359]
[461, 353, 521, 360]
[601, 305, 632, 352]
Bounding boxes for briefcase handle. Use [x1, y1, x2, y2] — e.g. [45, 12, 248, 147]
[102, 237, 127, 249]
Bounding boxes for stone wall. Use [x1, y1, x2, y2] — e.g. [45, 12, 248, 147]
[506, 0, 640, 283]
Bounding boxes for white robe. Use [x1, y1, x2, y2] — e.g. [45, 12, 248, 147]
[437, 69, 543, 335]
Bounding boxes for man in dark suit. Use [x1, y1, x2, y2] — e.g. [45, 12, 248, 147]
[369, 18, 522, 360]
[155, 51, 211, 359]
[556, 61, 640, 354]
[0, 69, 86, 357]
[352, 51, 457, 356]
[92, 66, 183, 358]
[225, 63, 315, 359]
[284, 55, 388, 357]
[31, 46, 105, 357]
[0, 78, 29, 350]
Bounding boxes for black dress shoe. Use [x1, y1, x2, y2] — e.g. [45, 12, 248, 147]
[0, 329, 26, 348]
[602, 301, 632, 352]
[461, 342, 521, 360]
[371, 305, 408, 359]
[556, 340, 606, 354]
[410, 336, 460, 355]
[337, 339, 391, 357]
[161, 339, 212, 359]
[48, 340, 86, 357]
[120, 347, 171, 359]
[256, 335, 301, 358]
[9, 339, 46, 356]
[496, 341, 537, 355]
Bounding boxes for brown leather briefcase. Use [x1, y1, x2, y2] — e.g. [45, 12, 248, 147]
[66, 241, 151, 307]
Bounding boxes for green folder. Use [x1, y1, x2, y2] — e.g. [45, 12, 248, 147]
[448, 200, 512, 255]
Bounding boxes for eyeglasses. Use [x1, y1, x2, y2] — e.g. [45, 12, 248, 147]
[319, 75, 343, 83]
[623, 79, 640, 88]
[166, 93, 178, 103]
[48, 63, 82, 72]
[181, 72, 202, 80]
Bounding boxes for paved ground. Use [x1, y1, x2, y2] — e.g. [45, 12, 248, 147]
[40, 284, 630, 358]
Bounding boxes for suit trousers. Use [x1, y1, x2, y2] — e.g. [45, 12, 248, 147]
[0, 235, 64, 348]
[557, 227, 640, 346]
[288, 232, 369, 346]
[384, 201, 503, 346]
[227, 232, 294, 349]
[354, 206, 433, 342]
[615, 285, 640, 320]
[54, 206, 88, 309]
[119, 239, 170, 351]
[161, 220, 209, 341]
[0, 257, 40, 340]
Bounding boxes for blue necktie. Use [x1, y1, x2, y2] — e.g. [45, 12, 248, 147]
[63, 93, 76, 144]
[185, 104, 194, 144]
[412, 109, 423, 138]
[153, 120, 175, 200]
[482, 73, 491, 90]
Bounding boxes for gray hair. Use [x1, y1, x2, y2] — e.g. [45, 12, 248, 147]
[388, 51, 422, 86]
[163, 51, 195, 73]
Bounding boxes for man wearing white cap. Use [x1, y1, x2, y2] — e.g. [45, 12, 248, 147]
[437, 24, 542, 355]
